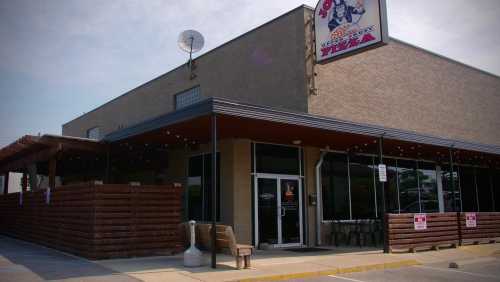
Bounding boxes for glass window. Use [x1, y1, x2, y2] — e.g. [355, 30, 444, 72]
[187, 153, 220, 221]
[187, 155, 203, 220]
[175, 86, 201, 110]
[321, 153, 350, 220]
[418, 162, 439, 213]
[86, 127, 100, 140]
[459, 166, 478, 212]
[476, 168, 493, 212]
[494, 170, 500, 212]
[255, 143, 300, 175]
[441, 164, 461, 212]
[349, 155, 376, 219]
[398, 160, 420, 213]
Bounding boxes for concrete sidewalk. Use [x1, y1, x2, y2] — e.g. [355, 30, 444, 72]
[1, 235, 499, 282]
[94, 244, 500, 282]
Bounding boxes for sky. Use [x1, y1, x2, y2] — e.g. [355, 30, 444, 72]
[0, 0, 499, 147]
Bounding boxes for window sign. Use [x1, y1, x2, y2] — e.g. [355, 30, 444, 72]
[414, 213, 427, 230]
[314, 0, 389, 63]
[465, 212, 477, 228]
[378, 164, 387, 182]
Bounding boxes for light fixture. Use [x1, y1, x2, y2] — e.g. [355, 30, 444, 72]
[292, 140, 302, 145]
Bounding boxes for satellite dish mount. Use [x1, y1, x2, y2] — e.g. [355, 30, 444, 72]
[178, 30, 205, 80]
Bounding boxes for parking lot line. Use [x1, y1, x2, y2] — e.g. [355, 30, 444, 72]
[328, 275, 366, 282]
[414, 265, 500, 279]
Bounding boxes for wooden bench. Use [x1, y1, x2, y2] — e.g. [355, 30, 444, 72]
[180, 223, 254, 269]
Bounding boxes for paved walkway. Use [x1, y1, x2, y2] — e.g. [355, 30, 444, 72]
[1, 235, 499, 282]
[0, 236, 139, 282]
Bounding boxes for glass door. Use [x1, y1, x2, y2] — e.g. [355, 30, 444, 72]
[255, 175, 302, 248]
[280, 179, 301, 245]
[257, 178, 279, 245]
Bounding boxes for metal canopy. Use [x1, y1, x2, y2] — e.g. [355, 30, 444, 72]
[103, 97, 500, 157]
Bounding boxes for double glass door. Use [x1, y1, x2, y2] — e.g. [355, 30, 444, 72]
[256, 175, 302, 247]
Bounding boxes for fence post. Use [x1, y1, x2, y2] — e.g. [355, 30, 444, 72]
[457, 212, 462, 246]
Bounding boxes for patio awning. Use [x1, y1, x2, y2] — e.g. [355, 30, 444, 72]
[0, 134, 105, 173]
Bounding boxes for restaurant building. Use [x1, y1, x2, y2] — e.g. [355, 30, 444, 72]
[2, 3, 500, 249]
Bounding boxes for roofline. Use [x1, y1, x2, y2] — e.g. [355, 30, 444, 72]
[388, 37, 500, 79]
[62, 4, 311, 127]
[104, 97, 500, 156]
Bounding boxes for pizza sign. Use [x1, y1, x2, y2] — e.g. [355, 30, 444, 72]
[314, 0, 388, 62]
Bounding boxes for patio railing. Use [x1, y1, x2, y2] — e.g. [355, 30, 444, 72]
[0, 182, 183, 259]
[386, 212, 500, 252]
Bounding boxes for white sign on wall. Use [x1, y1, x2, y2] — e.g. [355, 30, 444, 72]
[314, 0, 389, 63]
[414, 213, 427, 230]
[465, 213, 477, 228]
[378, 164, 387, 182]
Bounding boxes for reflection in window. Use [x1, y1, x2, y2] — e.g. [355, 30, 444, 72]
[476, 168, 493, 212]
[398, 160, 420, 213]
[383, 159, 399, 213]
[494, 170, 500, 212]
[187, 153, 220, 221]
[418, 162, 439, 213]
[322, 153, 350, 220]
[255, 143, 300, 175]
[459, 166, 478, 212]
[349, 155, 376, 219]
[441, 164, 461, 212]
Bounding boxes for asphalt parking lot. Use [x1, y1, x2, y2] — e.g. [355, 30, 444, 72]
[287, 258, 500, 282]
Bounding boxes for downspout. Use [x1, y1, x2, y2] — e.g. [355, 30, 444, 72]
[315, 151, 327, 246]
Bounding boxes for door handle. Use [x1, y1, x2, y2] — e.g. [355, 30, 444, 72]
[281, 207, 286, 217]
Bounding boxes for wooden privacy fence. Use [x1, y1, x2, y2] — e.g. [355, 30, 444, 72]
[0, 183, 183, 259]
[387, 213, 459, 252]
[387, 212, 500, 252]
[459, 212, 500, 245]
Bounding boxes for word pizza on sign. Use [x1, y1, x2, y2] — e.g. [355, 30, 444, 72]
[314, 0, 387, 63]
[414, 213, 427, 230]
[465, 213, 477, 228]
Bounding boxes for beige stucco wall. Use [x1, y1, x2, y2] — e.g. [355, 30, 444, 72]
[166, 138, 252, 244]
[62, 7, 308, 138]
[303, 146, 321, 246]
[230, 139, 253, 244]
[310, 40, 500, 146]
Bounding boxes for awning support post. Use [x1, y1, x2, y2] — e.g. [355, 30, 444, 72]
[449, 147, 457, 212]
[211, 113, 217, 269]
[49, 158, 56, 189]
[22, 172, 28, 192]
[378, 136, 389, 253]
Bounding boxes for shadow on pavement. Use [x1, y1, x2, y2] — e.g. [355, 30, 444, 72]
[0, 235, 140, 281]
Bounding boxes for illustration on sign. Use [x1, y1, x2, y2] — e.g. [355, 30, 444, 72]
[314, 0, 388, 62]
[465, 212, 477, 228]
[414, 213, 427, 230]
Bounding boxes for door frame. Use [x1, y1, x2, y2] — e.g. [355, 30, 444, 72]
[254, 173, 303, 248]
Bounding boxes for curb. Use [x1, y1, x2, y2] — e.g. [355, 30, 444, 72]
[233, 259, 420, 282]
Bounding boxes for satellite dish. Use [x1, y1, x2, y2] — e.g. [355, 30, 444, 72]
[178, 30, 205, 80]
[178, 30, 205, 54]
